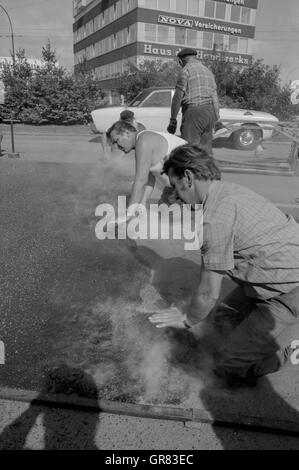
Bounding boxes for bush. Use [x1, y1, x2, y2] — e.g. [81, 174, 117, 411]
[116, 57, 298, 121]
[117, 59, 181, 103]
[0, 43, 105, 125]
[1, 45, 298, 125]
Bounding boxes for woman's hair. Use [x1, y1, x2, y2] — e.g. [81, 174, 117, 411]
[162, 144, 221, 181]
[106, 120, 137, 139]
[120, 110, 135, 122]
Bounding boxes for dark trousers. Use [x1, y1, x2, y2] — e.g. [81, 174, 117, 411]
[213, 286, 299, 380]
[180, 103, 216, 156]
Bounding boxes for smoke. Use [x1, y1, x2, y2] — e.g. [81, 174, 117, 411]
[126, 283, 218, 406]
[139, 340, 171, 403]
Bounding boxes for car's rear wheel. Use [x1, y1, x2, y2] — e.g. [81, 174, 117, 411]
[232, 127, 262, 151]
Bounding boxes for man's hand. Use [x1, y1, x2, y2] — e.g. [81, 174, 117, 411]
[167, 118, 177, 135]
[149, 306, 189, 329]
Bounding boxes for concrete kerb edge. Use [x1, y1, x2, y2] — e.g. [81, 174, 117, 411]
[1, 387, 299, 437]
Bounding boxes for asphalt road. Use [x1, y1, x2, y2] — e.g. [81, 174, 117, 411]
[2, 127, 298, 217]
[1, 128, 299, 434]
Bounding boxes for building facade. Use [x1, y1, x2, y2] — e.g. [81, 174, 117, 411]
[73, 0, 258, 88]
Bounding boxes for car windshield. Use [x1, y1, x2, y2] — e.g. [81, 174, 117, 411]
[129, 90, 154, 107]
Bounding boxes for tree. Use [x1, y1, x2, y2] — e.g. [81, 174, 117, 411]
[0, 43, 105, 125]
[202, 55, 241, 108]
[41, 40, 58, 71]
[115, 56, 297, 120]
[229, 59, 295, 120]
[1, 46, 297, 125]
[117, 59, 180, 103]
[0, 48, 33, 119]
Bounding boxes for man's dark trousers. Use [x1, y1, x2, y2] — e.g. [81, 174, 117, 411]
[181, 103, 216, 156]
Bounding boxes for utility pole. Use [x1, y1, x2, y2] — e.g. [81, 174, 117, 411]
[0, 3, 19, 157]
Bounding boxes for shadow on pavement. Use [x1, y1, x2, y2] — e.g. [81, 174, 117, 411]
[0, 366, 100, 450]
[213, 137, 235, 150]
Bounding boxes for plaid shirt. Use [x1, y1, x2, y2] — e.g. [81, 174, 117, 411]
[176, 59, 217, 107]
[201, 181, 299, 300]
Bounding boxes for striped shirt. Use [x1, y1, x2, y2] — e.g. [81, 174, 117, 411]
[176, 59, 218, 107]
[201, 181, 299, 300]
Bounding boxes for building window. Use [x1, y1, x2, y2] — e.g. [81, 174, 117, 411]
[94, 14, 102, 31]
[85, 20, 94, 37]
[121, 0, 129, 15]
[231, 5, 252, 24]
[158, 0, 170, 10]
[94, 41, 102, 56]
[145, 23, 157, 42]
[146, 0, 157, 8]
[213, 33, 225, 50]
[86, 44, 95, 60]
[188, 0, 200, 16]
[186, 29, 198, 47]
[229, 36, 238, 52]
[231, 5, 240, 22]
[128, 24, 137, 43]
[129, 0, 137, 10]
[123, 29, 129, 46]
[238, 37, 248, 54]
[115, 1, 122, 19]
[175, 0, 188, 14]
[203, 31, 213, 49]
[115, 30, 123, 48]
[215, 2, 226, 20]
[204, 0, 215, 18]
[110, 5, 116, 23]
[157, 25, 169, 43]
[175, 27, 187, 45]
[241, 7, 251, 24]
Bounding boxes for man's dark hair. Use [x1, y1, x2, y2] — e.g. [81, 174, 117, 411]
[162, 144, 221, 181]
[106, 120, 137, 139]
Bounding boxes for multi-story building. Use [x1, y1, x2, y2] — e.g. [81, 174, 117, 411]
[73, 0, 258, 89]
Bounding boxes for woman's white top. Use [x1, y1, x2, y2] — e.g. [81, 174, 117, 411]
[136, 131, 186, 188]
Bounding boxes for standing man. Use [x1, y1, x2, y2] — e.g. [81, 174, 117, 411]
[167, 48, 220, 156]
[150, 144, 299, 386]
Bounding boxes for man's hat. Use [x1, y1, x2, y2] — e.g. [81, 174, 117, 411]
[120, 109, 135, 121]
[177, 48, 198, 59]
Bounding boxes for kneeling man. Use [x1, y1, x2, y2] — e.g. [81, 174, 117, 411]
[150, 144, 299, 385]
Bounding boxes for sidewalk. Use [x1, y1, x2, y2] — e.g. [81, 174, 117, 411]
[1, 397, 299, 450]
[1, 123, 91, 137]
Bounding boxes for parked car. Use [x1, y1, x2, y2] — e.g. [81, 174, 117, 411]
[91, 87, 279, 151]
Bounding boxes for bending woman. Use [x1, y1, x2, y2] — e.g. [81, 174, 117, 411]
[106, 121, 186, 215]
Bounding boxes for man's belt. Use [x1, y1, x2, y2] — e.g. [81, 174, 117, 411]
[182, 102, 213, 112]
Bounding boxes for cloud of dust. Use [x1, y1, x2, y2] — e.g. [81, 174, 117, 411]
[119, 284, 219, 406]
[139, 340, 171, 403]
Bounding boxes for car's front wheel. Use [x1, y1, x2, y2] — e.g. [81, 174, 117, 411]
[232, 127, 262, 150]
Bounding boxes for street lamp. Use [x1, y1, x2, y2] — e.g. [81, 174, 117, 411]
[0, 3, 16, 67]
[0, 3, 19, 157]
